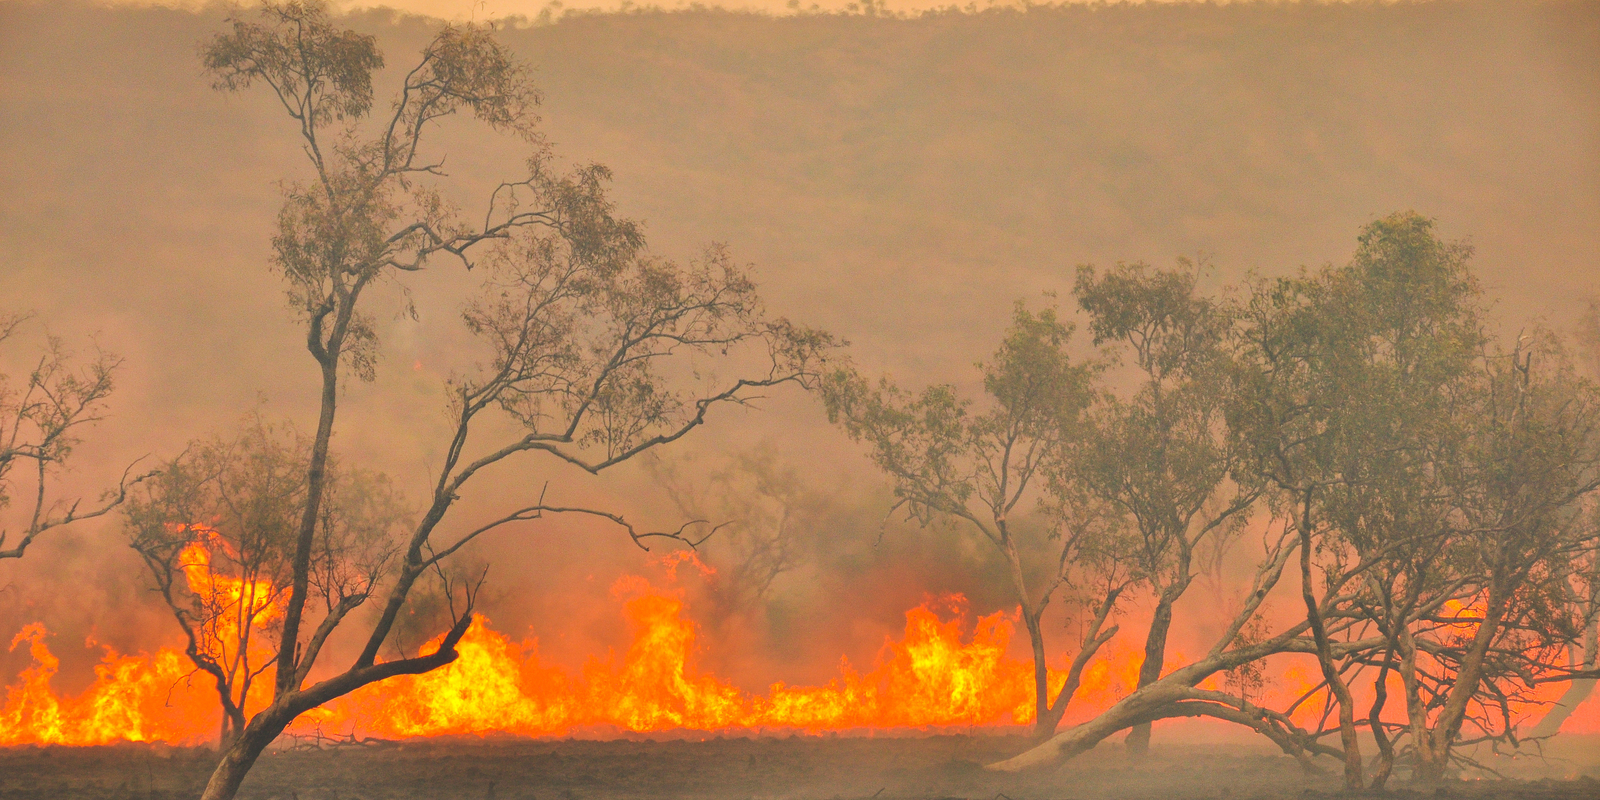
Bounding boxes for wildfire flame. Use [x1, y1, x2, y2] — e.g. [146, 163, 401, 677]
[3, 545, 1596, 746]
[322, 581, 1054, 738]
[1, 624, 206, 746]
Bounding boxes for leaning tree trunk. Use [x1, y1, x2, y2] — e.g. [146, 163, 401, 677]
[989, 680, 1199, 771]
[1297, 521, 1363, 789]
[1024, 602, 1068, 740]
[991, 537, 1305, 774]
[1124, 595, 1175, 755]
[1413, 594, 1508, 783]
[1529, 677, 1598, 739]
[199, 704, 296, 800]
[987, 647, 1255, 773]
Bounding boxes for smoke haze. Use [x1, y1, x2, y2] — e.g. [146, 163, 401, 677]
[2, 0, 1597, 714]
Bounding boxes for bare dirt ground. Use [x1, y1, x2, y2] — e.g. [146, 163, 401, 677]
[2, 734, 1597, 800]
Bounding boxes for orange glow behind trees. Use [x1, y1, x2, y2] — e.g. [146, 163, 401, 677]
[1, 543, 1134, 745]
[5, 544, 1596, 747]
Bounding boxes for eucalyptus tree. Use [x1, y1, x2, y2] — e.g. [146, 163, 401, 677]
[822, 303, 1115, 738]
[990, 215, 1475, 776]
[1401, 333, 1600, 781]
[1070, 260, 1260, 755]
[0, 313, 148, 560]
[1318, 214, 1486, 787]
[977, 215, 1600, 779]
[844, 261, 1350, 769]
[987, 267, 1357, 773]
[1328, 426, 1466, 789]
[1221, 212, 1489, 788]
[1526, 301, 1600, 739]
[191, 3, 833, 797]
[124, 416, 405, 750]
[1223, 214, 1600, 786]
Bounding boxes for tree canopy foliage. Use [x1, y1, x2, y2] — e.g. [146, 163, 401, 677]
[830, 213, 1600, 786]
[158, 3, 836, 798]
[0, 314, 147, 561]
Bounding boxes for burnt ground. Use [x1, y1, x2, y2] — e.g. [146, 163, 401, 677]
[2, 734, 1598, 800]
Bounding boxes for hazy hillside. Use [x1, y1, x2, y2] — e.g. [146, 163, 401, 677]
[2, 0, 1598, 687]
[505, 0, 1600, 361]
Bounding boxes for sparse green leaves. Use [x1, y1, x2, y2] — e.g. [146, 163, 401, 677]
[124, 415, 406, 610]
[1074, 259, 1226, 382]
[0, 315, 130, 561]
[1068, 259, 1248, 594]
[821, 368, 976, 524]
[213, 2, 557, 380]
[123, 413, 407, 748]
[191, 4, 837, 790]
[462, 218, 835, 463]
[982, 304, 1094, 444]
[203, 1, 382, 126]
[400, 24, 541, 143]
[822, 301, 1095, 538]
[1223, 212, 1600, 773]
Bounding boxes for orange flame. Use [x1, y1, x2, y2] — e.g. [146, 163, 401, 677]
[4, 546, 1597, 746]
[177, 531, 284, 660]
[0, 624, 208, 746]
[315, 580, 1060, 737]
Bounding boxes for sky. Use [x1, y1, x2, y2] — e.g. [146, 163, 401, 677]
[100, 0, 1286, 20]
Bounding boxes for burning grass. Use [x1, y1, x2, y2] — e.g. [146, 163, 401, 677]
[5, 545, 1598, 750]
[2, 553, 1128, 746]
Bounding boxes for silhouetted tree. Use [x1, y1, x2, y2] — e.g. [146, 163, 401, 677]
[0, 313, 149, 560]
[189, 3, 833, 797]
[125, 415, 404, 749]
[823, 302, 1122, 739]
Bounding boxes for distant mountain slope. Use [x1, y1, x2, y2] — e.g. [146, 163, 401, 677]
[4, 1, 1596, 375]
[497, 1, 1599, 360]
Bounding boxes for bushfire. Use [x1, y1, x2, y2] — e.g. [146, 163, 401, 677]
[2, 545, 1596, 747]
